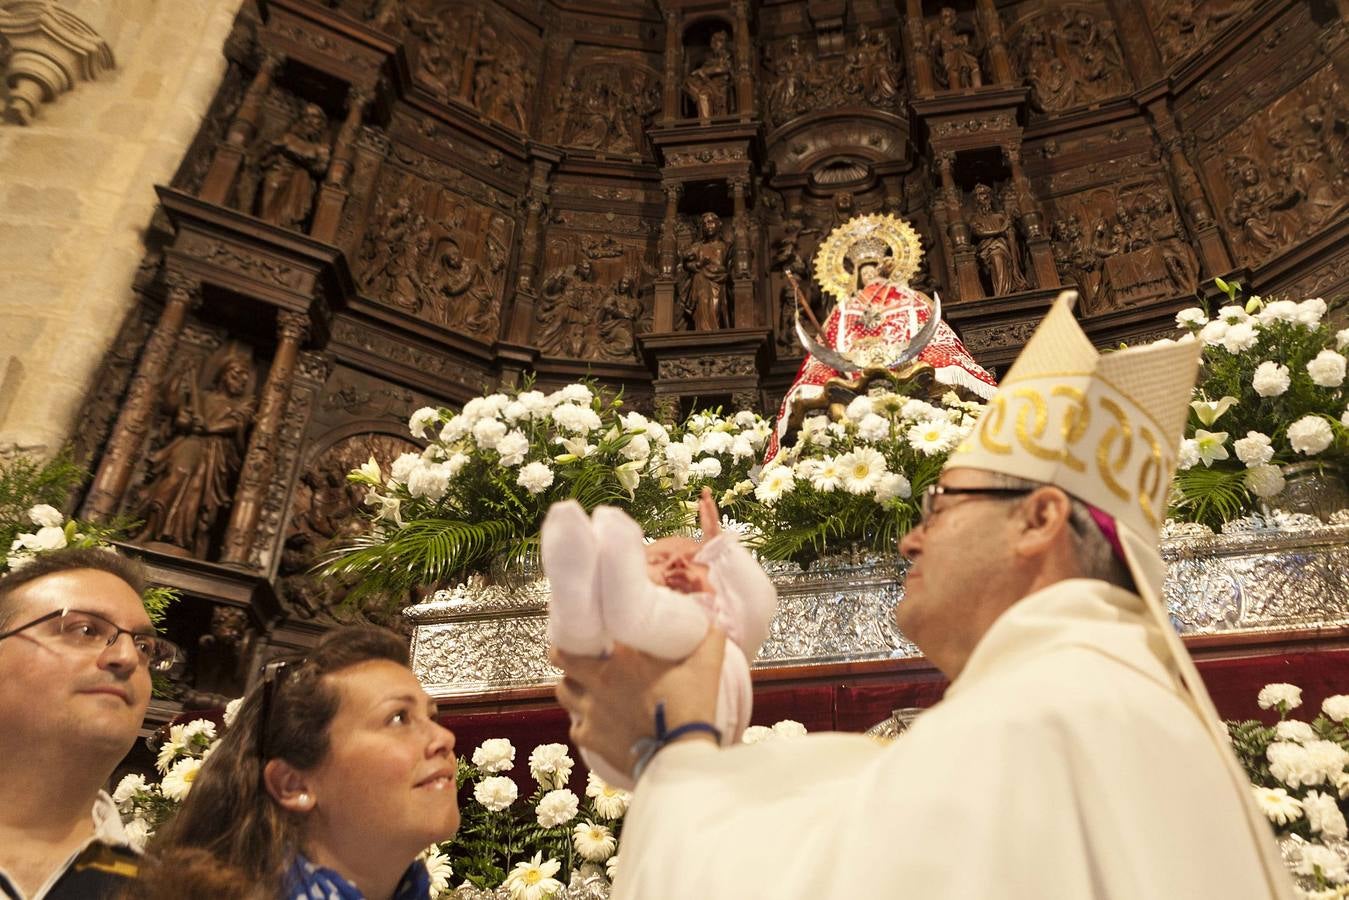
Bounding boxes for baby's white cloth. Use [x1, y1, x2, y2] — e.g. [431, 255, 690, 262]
[541, 501, 778, 789]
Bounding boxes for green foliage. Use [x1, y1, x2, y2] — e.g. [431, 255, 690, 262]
[1170, 465, 1252, 531]
[0, 447, 87, 560]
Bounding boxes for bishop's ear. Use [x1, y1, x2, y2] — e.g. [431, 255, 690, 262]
[263, 757, 316, 813]
[1012, 485, 1075, 558]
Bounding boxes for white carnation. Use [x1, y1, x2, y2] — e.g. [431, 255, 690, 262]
[123, 817, 152, 852]
[557, 384, 593, 405]
[1245, 464, 1286, 499]
[692, 457, 723, 479]
[1176, 438, 1200, 471]
[552, 403, 602, 434]
[389, 452, 421, 484]
[1294, 844, 1349, 884]
[1269, 741, 1322, 787]
[472, 738, 516, 773]
[699, 431, 733, 455]
[856, 413, 891, 442]
[1233, 431, 1274, 467]
[517, 462, 555, 495]
[1308, 350, 1347, 388]
[1260, 683, 1304, 711]
[873, 472, 912, 503]
[1288, 416, 1334, 456]
[495, 430, 530, 467]
[529, 743, 574, 790]
[472, 418, 508, 450]
[1198, 320, 1228, 345]
[1219, 322, 1257, 353]
[1216, 305, 1249, 324]
[223, 697, 244, 728]
[409, 406, 440, 438]
[406, 461, 452, 500]
[1258, 300, 1300, 324]
[112, 773, 150, 808]
[1175, 307, 1208, 329]
[1323, 696, 1349, 723]
[474, 775, 518, 811]
[517, 390, 552, 418]
[741, 725, 772, 744]
[17, 526, 67, 553]
[1336, 328, 1349, 351]
[536, 788, 580, 828]
[620, 434, 651, 462]
[771, 719, 808, 738]
[1304, 790, 1349, 839]
[1298, 298, 1328, 327]
[1252, 361, 1291, 397]
[439, 416, 470, 444]
[845, 395, 874, 420]
[730, 435, 755, 461]
[1276, 720, 1317, 743]
[27, 504, 63, 528]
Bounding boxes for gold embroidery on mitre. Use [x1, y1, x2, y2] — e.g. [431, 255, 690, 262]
[978, 395, 1013, 455]
[1095, 397, 1134, 503]
[1013, 388, 1063, 463]
[1137, 425, 1167, 529]
[1052, 385, 1089, 473]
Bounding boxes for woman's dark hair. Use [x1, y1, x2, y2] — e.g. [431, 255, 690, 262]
[141, 626, 410, 894]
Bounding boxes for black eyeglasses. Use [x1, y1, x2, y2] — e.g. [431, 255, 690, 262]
[0, 607, 182, 673]
[257, 657, 299, 767]
[919, 484, 1034, 524]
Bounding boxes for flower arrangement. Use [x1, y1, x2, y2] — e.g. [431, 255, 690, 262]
[661, 408, 773, 506]
[1170, 280, 1348, 528]
[729, 388, 983, 566]
[1228, 683, 1349, 897]
[325, 382, 691, 608]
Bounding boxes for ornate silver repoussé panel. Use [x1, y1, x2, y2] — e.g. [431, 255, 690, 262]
[408, 512, 1349, 698]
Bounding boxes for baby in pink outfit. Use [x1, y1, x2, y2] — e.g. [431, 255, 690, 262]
[541, 490, 778, 789]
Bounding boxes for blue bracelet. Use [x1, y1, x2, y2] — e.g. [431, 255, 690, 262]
[630, 702, 721, 781]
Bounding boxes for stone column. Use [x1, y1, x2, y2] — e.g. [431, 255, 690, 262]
[905, 0, 936, 96]
[509, 156, 554, 344]
[938, 153, 982, 300]
[200, 52, 282, 207]
[731, 177, 755, 328]
[655, 182, 682, 332]
[310, 88, 370, 243]
[731, 0, 754, 119]
[662, 10, 681, 123]
[84, 274, 202, 519]
[977, 0, 1014, 85]
[220, 310, 309, 566]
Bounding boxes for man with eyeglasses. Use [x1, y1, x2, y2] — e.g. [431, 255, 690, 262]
[0, 547, 181, 899]
[554, 293, 1293, 899]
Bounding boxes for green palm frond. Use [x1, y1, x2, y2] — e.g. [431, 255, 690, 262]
[1171, 465, 1252, 529]
[320, 517, 514, 605]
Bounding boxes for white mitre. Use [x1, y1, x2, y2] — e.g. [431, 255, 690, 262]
[946, 291, 1293, 899]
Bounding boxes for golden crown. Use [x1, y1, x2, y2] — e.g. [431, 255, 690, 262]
[814, 213, 924, 304]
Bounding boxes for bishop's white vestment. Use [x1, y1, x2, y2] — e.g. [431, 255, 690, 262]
[613, 579, 1287, 899]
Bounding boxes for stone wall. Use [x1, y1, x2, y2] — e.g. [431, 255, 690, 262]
[0, 0, 243, 456]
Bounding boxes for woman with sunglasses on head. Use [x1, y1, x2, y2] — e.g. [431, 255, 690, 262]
[131, 625, 459, 900]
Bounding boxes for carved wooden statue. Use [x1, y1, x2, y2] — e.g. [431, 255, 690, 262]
[684, 30, 733, 120]
[135, 343, 256, 558]
[847, 25, 900, 106]
[180, 605, 254, 709]
[538, 258, 600, 356]
[681, 212, 732, 331]
[596, 275, 644, 362]
[429, 238, 496, 334]
[930, 7, 982, 90]
[255, 103, 331, 229]
[969, 183, 1028, 295]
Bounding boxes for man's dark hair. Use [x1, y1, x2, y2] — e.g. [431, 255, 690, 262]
[0, 547, 148, 629]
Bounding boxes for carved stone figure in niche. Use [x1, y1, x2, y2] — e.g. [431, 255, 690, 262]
[538, 257, 599, 356]
[429, 238, 496, 335]
[180, 605, 254, 710]
[684, 30, 733, 120]
[681, 212, 732, 330]
[929, 7, 982, 90]
[845, 25, 901, 106]
[474, 40, 533, 132]
[597, 275, 644, 362]
[135, 342, 256, 558]
[255, 103, 331, 229]
[1224, 156, 1297, 260]
[969, 183, 1028, 295]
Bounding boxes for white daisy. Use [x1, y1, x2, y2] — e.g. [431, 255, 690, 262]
[754, 466, 796, 506]
[1252, 786, 1302, 826]
[906, 420, 959, 456]
[838, 448, 886, 496]
[810, 458, 843, 493]
[503, 852, 564, 900]
[572, 821, 617, 862]
[160, 756, 204, 801]
[585, 772, 630, 820]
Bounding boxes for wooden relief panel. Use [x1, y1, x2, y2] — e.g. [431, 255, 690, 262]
[1003, 3, 1133, 115]
[1144, 0, 1250, 65]
[537, 224, 655, 363]
[760, 25, 903, 128]
[356, 163, 515, 343]
[549, 47, 661, 158]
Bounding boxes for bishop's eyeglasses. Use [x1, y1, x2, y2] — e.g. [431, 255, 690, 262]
[918, 483, 1034, 525]
[0, 607, 182, 673]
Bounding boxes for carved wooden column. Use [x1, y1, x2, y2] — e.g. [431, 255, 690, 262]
[1105, 0, 1163, 86]
[457, 10, 484, 102]
[220, 310, 309, 566]
[883, 175, 904, 215]
[1006, 147, 1059, 288]
[84, 274, 202, 519]
[662, 10, 681, 123]
[977, 0, 1014, 85]
[905, 0, 936, 96]
[310, 88, 369, 244]
[938, 153, 982, 300]
[510, 152, 557, 344]
[200, 52, 282, 206]
[1145, 99, 1233, 275]
[730, 176, 755, 328]
[731, 0, 753, 119]
[655, 182, 682, 332]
